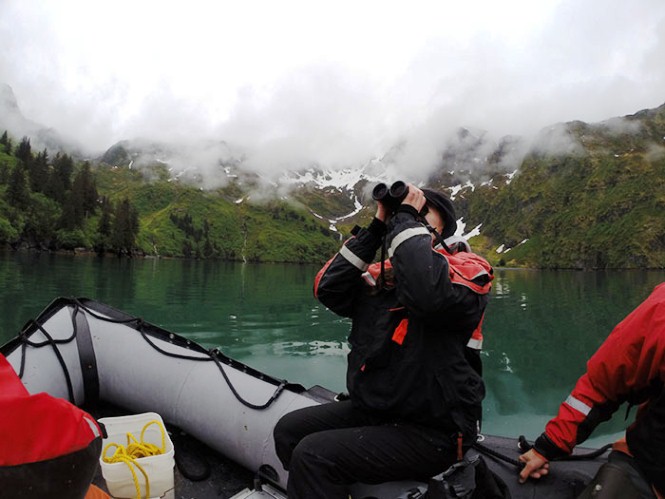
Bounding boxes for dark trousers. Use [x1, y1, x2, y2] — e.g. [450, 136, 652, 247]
[605, 451, 658, 499]
[627, 385, 665, 497]
[273, 400, 457, 499]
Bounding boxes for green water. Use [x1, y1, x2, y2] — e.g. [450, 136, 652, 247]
[1, 250, 664, 446]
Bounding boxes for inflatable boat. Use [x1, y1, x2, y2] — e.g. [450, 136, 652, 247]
[0, 297, 609, 498]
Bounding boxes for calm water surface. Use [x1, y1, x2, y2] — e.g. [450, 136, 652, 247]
[1, 250, 664, 446]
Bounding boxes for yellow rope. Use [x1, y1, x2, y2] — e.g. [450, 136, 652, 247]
[102, 420, 167, 499]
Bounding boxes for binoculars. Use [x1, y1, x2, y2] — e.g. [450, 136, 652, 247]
[372, 181, 408, 212]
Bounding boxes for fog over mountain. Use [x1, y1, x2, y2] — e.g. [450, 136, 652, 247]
[2, 0, 665, 185]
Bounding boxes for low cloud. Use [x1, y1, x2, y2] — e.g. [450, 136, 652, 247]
[1, 0, 665, 184]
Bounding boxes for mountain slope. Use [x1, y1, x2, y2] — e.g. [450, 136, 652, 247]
[92, 163, 340, 262]
[463, 103, 665, 268]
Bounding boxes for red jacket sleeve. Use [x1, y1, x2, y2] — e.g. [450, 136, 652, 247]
[535, 283, 665, 459]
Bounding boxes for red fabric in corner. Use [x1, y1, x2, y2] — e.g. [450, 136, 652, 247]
[0, 352, 29, 399]
[0, 354, 101, 466]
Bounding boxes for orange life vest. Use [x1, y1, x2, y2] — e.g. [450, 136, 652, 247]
[364, 248, 493, 349]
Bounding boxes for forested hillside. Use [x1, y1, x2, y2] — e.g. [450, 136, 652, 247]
[0, 132, 339, 263]
[463, 103, 665, 268]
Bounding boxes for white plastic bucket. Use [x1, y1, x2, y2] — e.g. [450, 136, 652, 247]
[98, 412, 175, 499]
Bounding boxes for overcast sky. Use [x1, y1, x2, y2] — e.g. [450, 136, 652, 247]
[1, 0, 665, 177]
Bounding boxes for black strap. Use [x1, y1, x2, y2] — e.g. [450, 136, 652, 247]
[424, 222, 452, 253]
[475, 436, 612, 471]
[209, 348, 287, 410]
[473, 441, 522, 468]
[72, 305, 100, 407]
[21, 319, 76, 403]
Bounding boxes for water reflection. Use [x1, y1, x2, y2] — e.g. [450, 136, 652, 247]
[1, 251, 664, 444]
[480, 268, 665, 442]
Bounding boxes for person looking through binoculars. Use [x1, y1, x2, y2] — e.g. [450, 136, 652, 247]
[273, 182, 494, 498]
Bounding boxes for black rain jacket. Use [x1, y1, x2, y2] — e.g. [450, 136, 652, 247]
[314, 210, 492, 442]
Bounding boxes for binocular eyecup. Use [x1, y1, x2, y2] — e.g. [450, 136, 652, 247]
[372, 181, 408, 212]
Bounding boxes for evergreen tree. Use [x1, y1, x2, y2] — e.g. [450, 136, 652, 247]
[62, 162, 98, 229]
[59, 191, 82, 230]
[7, 165, 29, 209]
[182, 239, 193, 258]
[46, 153, 73, 203]
[203, 236, 214, 258]
[97, 196, 113, 236]
[202, 218, 215, 257]
[94, 196, 113, 254]
[15, 137, 32, 163]
[55, 153, 74, 191]
[23, 193, 60, 248]
[71, 162, 98, 217]
[0, 131, 11, 154]
[111, 198, 139, 255]
[0, 161, 9, 184]
[29, 149, 49, 193]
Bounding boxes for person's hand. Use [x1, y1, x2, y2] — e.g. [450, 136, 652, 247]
[375, 202, 389, 223]
[518, 449, 550, 483]
[401, 184, 427, 213]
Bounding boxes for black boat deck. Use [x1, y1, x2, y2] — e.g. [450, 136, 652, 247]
[88, 401, 607, 499]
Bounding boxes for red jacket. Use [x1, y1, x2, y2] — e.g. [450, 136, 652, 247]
[0, 353, 104, 497]
[534, 283, 665, 493]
